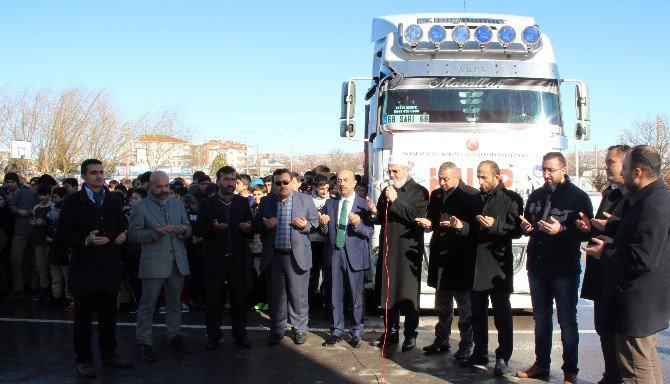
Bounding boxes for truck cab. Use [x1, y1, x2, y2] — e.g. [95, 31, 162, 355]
[341, 14, 590, 308]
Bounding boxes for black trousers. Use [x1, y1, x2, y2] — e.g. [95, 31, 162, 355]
[205, 256, 247, 340]
[471, 289, 513, 361]
[73, 292, 118, 364]
[309, 241, 326, 301]
[122, 250, 141, 305]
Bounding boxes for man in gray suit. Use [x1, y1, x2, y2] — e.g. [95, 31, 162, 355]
[254, 168, 319, 346]
[128, 171, 192, 361]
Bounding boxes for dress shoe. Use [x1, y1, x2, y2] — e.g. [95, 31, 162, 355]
[423, 340, 450, 354]
[322, 335, 342, 347]
[205, 337, 220, 351]
[372, 333, 399, 347]
[168, 335, 193, 353]
[138, 344, 154, 362]
[102, 356, 134, 369]
[350, 336, 363, 348]
[452, 351, 470, 361]
[564, 373, 578, 384]
[76, 363, 97, 378]
[267, 333, 284, 346]
[516, 362, 550, 378]
[494, 358, 512, 376]
[234, 335, 252, 348]
[401, 337, 416, 351]
[458, 355, 489, 368]
[294, 332, 307, 345]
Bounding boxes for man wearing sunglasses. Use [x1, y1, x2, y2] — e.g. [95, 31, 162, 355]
[254, 168, 319, 346]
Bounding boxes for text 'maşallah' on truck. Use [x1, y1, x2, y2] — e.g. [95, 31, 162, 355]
[339, 14, 591, 309]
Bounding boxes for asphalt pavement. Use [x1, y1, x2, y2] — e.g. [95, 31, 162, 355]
[0, 297, 668, 384]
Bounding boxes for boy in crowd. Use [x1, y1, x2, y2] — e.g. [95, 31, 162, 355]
[31, 183, 55, 301]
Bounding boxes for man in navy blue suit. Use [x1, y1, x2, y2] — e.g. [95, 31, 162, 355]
[319, 170, 374, 348]
[254, 168, 319, 346]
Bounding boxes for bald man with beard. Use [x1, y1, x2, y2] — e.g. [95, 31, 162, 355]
[128, 171, 193, 361]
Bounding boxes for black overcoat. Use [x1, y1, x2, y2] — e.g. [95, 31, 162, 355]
[580, 184, 627, 301]
[426, 181, 479, 291]
[374, 178, 429, 311]
[194, 194, 253, 271]
[472, 183, 523, 293]
[601, 179, 670, 337]
[56, 188, 128, 295]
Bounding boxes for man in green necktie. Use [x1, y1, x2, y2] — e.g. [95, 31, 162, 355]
[318, 170, 374, 348]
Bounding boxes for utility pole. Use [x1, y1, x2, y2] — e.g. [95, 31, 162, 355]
[657, 115, 663, 150]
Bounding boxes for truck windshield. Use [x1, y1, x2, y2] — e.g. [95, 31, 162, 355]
[382, 77, 561, 126]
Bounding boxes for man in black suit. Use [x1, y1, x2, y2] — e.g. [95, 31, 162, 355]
[195, 166, 253, 350]
[416, 162, 478, 361]
[576, 145, 630, 384]
[319, 169, 373, 348]
[585, 145, 670, 384]
[460, 160, 523, 376]
[56, 159, 134, 378]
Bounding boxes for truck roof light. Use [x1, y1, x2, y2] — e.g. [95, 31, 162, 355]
[474, 25, 493, 44]
[498, 25, 516, 46]
[452, 25, 470, 46]
[521, 26, 541, 46]
[404, 25, 423, 45]
[428, 25, 447, 45]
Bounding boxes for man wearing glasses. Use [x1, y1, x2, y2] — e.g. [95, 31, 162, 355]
[254, 168, 319, 346]
[517, 152, 593, 384]
[368, 155, 429, 352]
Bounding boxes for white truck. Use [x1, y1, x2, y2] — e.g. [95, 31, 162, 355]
[340, 13, 591, 309]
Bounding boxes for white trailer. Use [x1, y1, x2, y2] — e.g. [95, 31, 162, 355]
[340, 14, 591, 309]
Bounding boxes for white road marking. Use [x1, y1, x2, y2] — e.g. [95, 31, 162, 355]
[0, 317, 598, 333]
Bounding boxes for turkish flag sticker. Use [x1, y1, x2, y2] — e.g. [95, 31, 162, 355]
[466, 138, 479, 151]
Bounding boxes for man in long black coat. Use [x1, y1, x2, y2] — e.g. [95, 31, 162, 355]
[461, 160, 523, 376]
[576, 145, 629, 384]
[585, 146, 670, 384]
[416, 162, 478, 360]
[56, 159, 133, 378]
[368, 156, 428, 351]
[195, 166, 254, 350]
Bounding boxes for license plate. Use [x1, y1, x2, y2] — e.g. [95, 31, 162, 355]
[385, 114, 429, 124]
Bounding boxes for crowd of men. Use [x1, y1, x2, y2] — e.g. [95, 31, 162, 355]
[0, 145, 667, 384]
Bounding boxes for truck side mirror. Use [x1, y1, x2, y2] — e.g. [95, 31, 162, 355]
[340, 120, 355, 138]
[575, 122, 590, 141]
[341, 81, 356, 119]
[575, 83, 590, 122]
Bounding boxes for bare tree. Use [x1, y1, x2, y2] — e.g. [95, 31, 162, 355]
[619, 115, 669, 180]
[132, 111, 191, 171]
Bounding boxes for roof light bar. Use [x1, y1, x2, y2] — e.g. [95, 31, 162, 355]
[428, 25, 447, 45]
[497, 25, 516, 46]
[474, 25, 493, 44]
[404, 24, 423, 45]
[452, 25, 470, 46]
[521, 25, 541, 46]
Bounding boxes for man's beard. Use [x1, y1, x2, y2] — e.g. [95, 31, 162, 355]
[394, 177, 408, 189]
[156, 191, 169, 200]
[220, 185, 234, 196]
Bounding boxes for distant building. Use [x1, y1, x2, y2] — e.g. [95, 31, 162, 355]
[199, 140, 249, 170]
